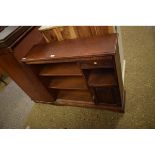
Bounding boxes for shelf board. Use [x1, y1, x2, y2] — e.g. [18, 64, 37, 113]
[21, 34, 117, 64]
[49, 77, 87, 90]
[88, 70, 117, 87]
[55, 90, 125, 113]
[40, 63, 82, 76]
[57, 90, 93, 103]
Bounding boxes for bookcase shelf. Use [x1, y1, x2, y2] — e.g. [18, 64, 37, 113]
[88, 69, 117, 87]
[49, 77, 87, 90]
[57, 90, 93, 103]
[40, 62, 82, 76]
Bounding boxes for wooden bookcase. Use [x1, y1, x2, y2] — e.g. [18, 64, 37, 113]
[0, 26, 125, 112]
[21, 32, 125, 112]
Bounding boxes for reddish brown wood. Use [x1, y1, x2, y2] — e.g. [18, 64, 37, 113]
[21, 34, 117, 64]
[0, 66, 4, 75]
[13, 27, 45, 61]
[57, 90, 93, 103]
[76, 26, 92, 38]
[49, 77, 87, 90]
[0, 27, 54, 102]
[0, 51, 54, 101]
[55, 92, 125, 112]
[88, 69, 117, 87]
[80, 56, 113, 69]
[40, 62, 82, 76]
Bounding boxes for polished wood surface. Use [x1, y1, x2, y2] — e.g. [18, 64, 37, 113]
[22, 34, 117, 64]
[40, 63, 82, 76]
[49, 77, 87, 90]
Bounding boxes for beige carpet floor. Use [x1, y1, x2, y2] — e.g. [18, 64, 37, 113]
[22, 27, 155, 128]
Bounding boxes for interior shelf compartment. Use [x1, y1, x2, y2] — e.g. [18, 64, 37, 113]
[49, 76, 87, 90]
[88, 68, 117, 87]
[94, 87, 120, 104]
[56, 90, 93, 103]
[40, 62, 82, 76]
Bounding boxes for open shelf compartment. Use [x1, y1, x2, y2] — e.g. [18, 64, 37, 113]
[88, 68, 117, 87]
[94, 87, 121, 104]
[56, 90, 93, 104]
[49, 76, 87, 90]
[40, 62, 82, 76]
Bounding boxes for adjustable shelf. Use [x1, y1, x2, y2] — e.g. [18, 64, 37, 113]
[49, 77, 87, 90]
[40, 62, 82, 76]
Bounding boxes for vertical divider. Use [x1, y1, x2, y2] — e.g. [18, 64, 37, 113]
[76, 61, 95, 103]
